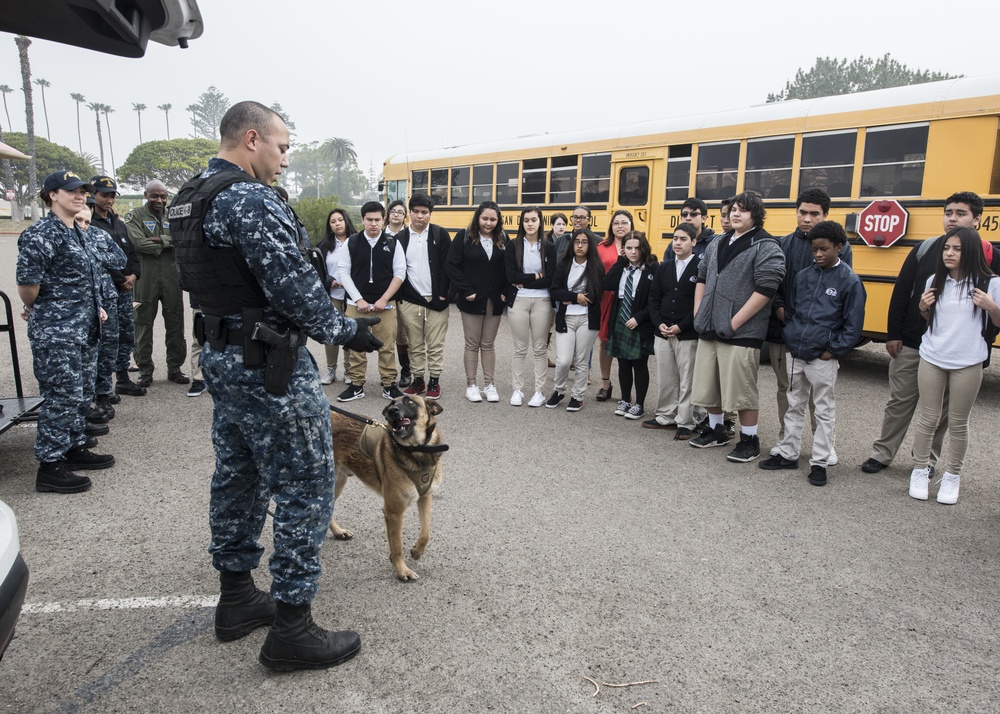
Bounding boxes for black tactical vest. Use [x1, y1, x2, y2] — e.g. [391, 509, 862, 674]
[169, 170, 270, 316]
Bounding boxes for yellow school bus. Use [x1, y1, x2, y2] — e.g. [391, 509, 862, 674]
[381, 74, 1000, 341]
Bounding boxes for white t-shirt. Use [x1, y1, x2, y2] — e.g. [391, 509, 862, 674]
[405, 226, 433, 296]
[324, 239, 348, 300]
[919, 274, 1000, 369]
[565, 260, 589, 316]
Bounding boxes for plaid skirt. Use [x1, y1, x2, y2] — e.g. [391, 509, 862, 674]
[607, 307, 653, 360]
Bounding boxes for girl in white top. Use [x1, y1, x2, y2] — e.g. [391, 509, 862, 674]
[909, 226, 1000, 504]
[319, 208, 356, 384]
[385, 199, 412, 386]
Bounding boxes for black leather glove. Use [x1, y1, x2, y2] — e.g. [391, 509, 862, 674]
[345, 316, 383, 352]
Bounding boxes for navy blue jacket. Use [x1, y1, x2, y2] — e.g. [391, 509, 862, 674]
[783, 260, 866, 361]
[648, 255, 700, 341]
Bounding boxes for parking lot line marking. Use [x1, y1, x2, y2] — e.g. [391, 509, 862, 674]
[21, 595, 218, 614]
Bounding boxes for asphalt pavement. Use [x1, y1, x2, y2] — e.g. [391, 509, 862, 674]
[2, 232, 1000, 713]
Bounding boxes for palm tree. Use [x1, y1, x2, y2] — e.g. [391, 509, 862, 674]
[157, 102, 172, 139]
[15, 35, 39, 221]
[70, 92, 86, 153]
[132, 102, 146, 143]
[321, 137, 357, 201]
[0, 85, 12, 130]
[33, 78, 50, 140]
[101, 104, 117, 175]
[88, 101, 105, 172]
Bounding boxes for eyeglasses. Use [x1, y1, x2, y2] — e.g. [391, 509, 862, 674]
[680, 211, 701, 218]
[573, 239, 590, 246]
[612, 221, 631, 227]
[389, 209, 405, 215]
[572, 214, 588, 220]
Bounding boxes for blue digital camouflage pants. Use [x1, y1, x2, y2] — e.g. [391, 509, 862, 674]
[201, 340, 335, 605]
[95, 293, 119, 396]
[32, 340, 98, 462]
[114, 289, 135, 373]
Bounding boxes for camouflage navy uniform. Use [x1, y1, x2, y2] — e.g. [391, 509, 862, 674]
[195, 158, 358, 605]
[16, 212, 103, 462]
[125, 202, 186, 378]
[83, 225, 127, 397]
[92, 208, 140, 373]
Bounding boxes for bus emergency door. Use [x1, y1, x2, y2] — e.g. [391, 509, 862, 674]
[613, 162, 652, 235]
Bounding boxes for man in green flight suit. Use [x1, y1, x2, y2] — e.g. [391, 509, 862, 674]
[125, 179, 188, 387]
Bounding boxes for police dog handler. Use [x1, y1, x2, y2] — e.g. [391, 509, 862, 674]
[170, 102, 382, 672]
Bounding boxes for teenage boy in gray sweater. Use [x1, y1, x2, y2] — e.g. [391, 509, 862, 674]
[689, 191, 785, 462]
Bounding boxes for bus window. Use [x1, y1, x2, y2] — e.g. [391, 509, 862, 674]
[496, 162, 518, 204]
[412, 170, 429, 196]
[473, 164, 493, 203]
[800, 130, 856, 198]
[550, 155, 578, 204]
[581, 153, 611, 203]
[430, 168, 449, 206]
[386, 180, 406, 204]
[618, 166, 649, 206]
[745, 136, 793, 199]
[665, 144, 691, 201]
[451, 166, 471, 206]
[696, 141, 739, 200]
[860, 123, 929, 197]
[522, 158, 547, 204]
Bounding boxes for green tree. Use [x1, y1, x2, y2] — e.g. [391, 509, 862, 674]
[767, 54, 961, 102]
[188, 86, 230, 140]
[157, 102, 172, 139]
[288, 141, 333, 199]
[15, 35, 40, 221]
[3, 132, 94, 207]
[321, 137, 357, 202]
[118, 138, 218, 191]
[0, 84, 12, 130]
[70, 92, 86, 153]
[291, 195, 359, 246]
[132, 102, 146, 143]
[34, 77, 50, 140]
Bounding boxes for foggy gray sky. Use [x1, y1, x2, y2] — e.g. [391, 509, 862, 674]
[2, 0, 999, 188]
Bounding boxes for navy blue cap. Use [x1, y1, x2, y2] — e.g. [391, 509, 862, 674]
[42, 170, 87, 193]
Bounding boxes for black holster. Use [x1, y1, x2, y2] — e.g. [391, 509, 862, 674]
[242, 308, 266, 368]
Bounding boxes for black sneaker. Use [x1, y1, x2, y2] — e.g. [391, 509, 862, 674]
[399, 370, 413, 389]
[187, 379, 206, 397]
[61, 447, 115, 470]
[727, 433, 761, 463]
[382, 383, 404, 400]
[723, 419, 737, 438]
[860, 458, 888, 473]
[84, 422, 109, 437]
[759, 453, 799, 470]
[36, 461, 91, 493]
[808, 465, 828, 486]
[545, 391, 565, 408]
[566, 398, 583, 412]
[690, 424, 731, 449]
[694, 416, 711, 436]
[337, 384, 365, 402]
[673, 427, 694, 441]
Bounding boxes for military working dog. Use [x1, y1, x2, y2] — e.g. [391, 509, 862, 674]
[329, 395, 445, 581]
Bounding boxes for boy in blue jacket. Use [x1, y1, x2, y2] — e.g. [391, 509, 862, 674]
[759, 221, 865, 486]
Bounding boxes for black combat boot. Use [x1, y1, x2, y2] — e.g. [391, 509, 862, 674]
[115, 370, 147, 396]
[95, 394, 116, 420]
[215, 571, 276, 642]
[84, 422, 109, 437]
[85, 403, 109, 424]
[398, 344, 412, 388]
[36, 461, 92, 493]
[258, 601, 361, 672]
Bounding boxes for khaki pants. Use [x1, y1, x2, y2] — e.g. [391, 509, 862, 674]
[692, 340, 760, 413]
[554, 314, 598, 400]
[776, 356, 838, 467]
[461, 303, 502, 386]
[398, 299, 449, 379]
[323, 297, 347, 371]
[653, 337, 698, 429]
[869, 345, 947, 466]
[345, 304, 397, 387]
[913, 359, 982, 475]
[508, 296, 553, 394]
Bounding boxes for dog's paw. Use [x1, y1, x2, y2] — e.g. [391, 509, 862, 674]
[409, 547, 423, 561]
[395, 567, 420, 581]
[328, 523, 354, 540]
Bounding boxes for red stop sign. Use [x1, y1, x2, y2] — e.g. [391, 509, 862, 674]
[857, 200, 908, 248]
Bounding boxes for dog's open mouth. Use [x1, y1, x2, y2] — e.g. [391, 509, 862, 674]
[390, 416, 412, 435]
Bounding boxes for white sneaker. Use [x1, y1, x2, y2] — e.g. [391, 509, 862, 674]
[466, 385, 482, 403]
[936, 472, 960, 504]
[509, 390, 524, 406]
[484, 384, 499, 402]
[320, 368, 337, 385]
[909, 467, 930, 500]
[527, 391, 546, 408]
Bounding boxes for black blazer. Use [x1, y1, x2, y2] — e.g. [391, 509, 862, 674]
[600, 255, 657, 342]
[550, 258, 605, 333]
[446, 229, 507, 316]
[504, 237, 556, 308]
[648, 255, 700, 341]
[395, 224, 452, 311]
